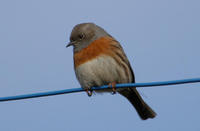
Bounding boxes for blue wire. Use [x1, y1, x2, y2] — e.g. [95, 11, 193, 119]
[0, 78, 200, 102]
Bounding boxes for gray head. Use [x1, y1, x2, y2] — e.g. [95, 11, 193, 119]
[66, 23, 111, 52]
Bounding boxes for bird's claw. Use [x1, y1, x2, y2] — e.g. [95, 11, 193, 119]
[109, 82, 116, 95]
[85, 88, 93, 97]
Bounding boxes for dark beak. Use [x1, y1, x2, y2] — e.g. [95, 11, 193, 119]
[66, 41, 74, 48]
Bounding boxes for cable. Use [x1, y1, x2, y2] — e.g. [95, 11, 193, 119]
[0, 78, 200, 102]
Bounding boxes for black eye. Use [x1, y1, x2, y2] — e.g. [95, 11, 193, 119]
[78, 34, 84, 40]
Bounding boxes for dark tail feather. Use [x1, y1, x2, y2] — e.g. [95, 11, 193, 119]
[119, 88, 156, 120]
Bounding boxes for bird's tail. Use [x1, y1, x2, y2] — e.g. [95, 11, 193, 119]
[119, 88, 156, 120]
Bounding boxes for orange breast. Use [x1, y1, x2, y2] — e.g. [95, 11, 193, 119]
[74, 36, 115, 68]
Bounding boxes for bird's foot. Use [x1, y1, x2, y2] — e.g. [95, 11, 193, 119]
[109, 82, 116, 95]
[85, 88, 93, 97]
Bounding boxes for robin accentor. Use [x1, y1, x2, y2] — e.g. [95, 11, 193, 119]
[66, 23, 156, 120]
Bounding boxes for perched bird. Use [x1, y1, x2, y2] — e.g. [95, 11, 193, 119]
[66, 23, 156, 120]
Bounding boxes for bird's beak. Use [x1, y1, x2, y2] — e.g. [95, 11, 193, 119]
[66, 41, 73, 48]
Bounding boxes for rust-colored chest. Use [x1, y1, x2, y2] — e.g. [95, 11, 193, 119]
[74, 37, 115, 68]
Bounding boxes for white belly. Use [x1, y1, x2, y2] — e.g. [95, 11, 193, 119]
[75, 55, 129, 90]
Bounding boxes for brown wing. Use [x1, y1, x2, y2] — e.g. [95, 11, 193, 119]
[108, 39, 135, 83]
[109, 38, 156, 120]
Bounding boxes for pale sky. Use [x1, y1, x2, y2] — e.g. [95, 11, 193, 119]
[0, 0, 200, 131]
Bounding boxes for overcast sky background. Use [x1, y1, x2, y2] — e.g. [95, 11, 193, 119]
[0, 0, 200, 131]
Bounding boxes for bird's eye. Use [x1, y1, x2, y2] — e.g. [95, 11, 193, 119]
[78, 34, 84, 40]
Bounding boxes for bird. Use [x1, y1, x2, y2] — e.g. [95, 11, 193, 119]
[66, 23, 156, 120]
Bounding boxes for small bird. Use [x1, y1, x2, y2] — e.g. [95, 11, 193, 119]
[66, 23, 156, 120]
